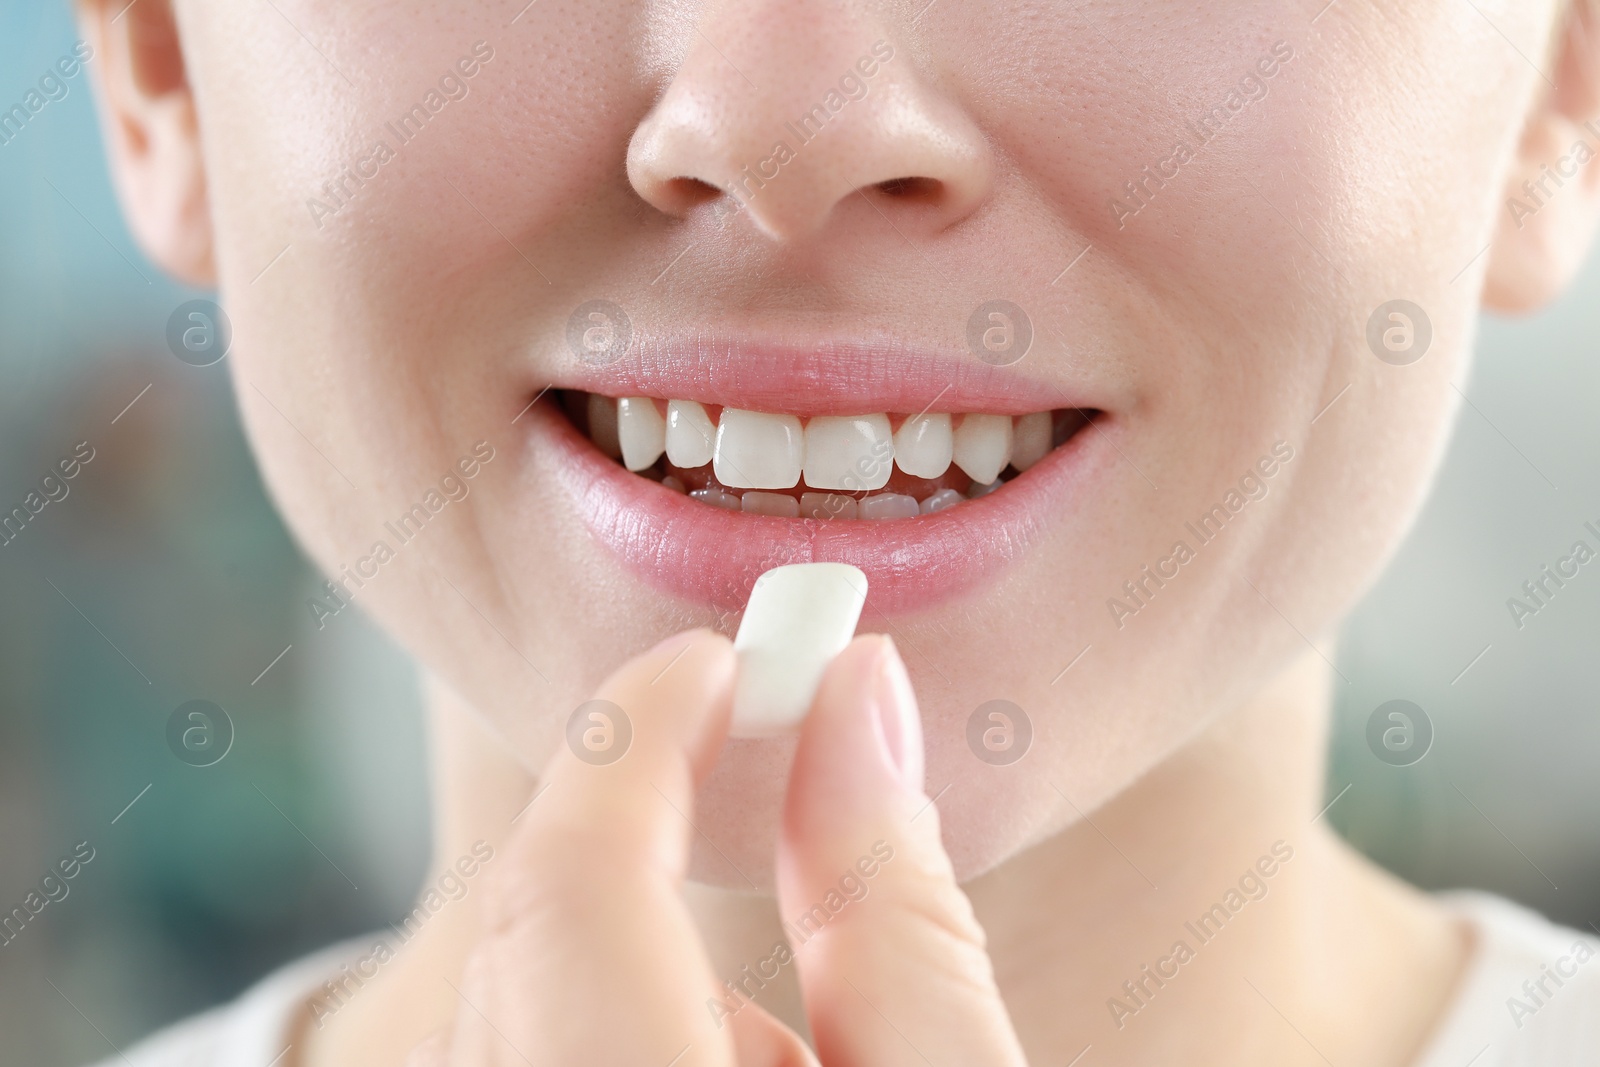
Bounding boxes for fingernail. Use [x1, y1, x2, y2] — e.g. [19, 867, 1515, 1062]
[873, 636, 924, 793]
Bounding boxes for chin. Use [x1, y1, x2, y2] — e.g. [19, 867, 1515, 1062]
[501, 329, 1122, 890]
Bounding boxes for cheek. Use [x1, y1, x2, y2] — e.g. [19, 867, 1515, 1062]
[924, 2, 1532, 853]
[971, 2, 1531, 333]
[194, 1, 650, 721]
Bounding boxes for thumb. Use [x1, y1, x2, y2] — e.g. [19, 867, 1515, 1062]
[775, 635, 1027, 1067]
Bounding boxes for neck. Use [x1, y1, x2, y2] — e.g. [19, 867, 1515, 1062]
[304, 650, 1466, 1067]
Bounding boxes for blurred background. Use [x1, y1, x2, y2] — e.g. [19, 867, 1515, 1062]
[3, 3, 1599, 1065]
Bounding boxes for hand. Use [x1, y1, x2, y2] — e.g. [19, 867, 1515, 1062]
[409, 628, 1028, 1066]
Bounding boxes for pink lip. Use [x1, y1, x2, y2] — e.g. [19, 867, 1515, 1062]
[558, 337, 1091, 415]
[536, 397, 1114, 616]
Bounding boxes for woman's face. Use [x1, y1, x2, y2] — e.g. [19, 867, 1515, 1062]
[172, 0, 1558, 883]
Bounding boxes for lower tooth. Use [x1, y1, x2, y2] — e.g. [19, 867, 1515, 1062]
[860, 493, 920, 520]
[742, 491, 800, 517]
[966, 479, 1002, 499]
[801, 492, 858, 520]
[690, 487, 742, 511]
[919, 488, 964, 514]
[661, 475, 686, 493]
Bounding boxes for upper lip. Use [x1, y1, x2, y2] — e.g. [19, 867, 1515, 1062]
[548, 334, 1099, 416]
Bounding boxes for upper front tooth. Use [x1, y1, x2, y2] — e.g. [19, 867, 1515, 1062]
[587, 393, 622, 460]
[952, 413, 1013, 484]
[666, 400, 715, 468]
[893, 413, 952, 479]
[1010, 411, 1052, 472]
[617, 397, 666, 471]
[714, 409, 804, 489]
[804, 414, 892, 491]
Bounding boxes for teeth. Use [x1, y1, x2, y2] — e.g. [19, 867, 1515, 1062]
[617, 397, 666, 471]
[860, 493, 920, 520]
[892, 413, 952, 479]
[666, 399, 716, 468]
[804, 414, 892, 491]
[580, 392, 1077, 514]
[587, 394, 622, 460]
[801, 492, 858, 520]
[742, 491, 800, 517]
[1011, 411, 1051, 472]
[714, 409, 804, 490]
[952, 413, 1013, 484]
[690, 487, 742, 511]
[684, 483, 981, 517]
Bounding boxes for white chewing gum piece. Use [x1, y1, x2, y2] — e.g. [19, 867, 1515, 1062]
[729, 562, 869, 739]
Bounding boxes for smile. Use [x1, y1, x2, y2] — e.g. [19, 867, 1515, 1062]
[532, 341, 1117, 613]
[564, 390, 1091, 519]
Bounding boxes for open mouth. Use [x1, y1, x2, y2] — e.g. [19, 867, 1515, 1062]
[530, 341, 1115, 613]
[558, 390, 1096, 519]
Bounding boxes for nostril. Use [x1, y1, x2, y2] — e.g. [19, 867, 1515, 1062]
[661, 176, 724, 213]
[871, 176, 944, 204]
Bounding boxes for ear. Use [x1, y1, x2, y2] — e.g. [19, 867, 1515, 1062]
[78, 0, 214, 286]
[1484, 2, 1600, 313]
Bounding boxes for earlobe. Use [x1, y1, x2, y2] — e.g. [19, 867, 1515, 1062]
[78, 0, 215, 287]
[1483, 2, 1600, 314]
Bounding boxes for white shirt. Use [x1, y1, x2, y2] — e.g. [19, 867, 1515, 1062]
[1412, 893, 1600, 1066]
[93, 892, 1598, 1066]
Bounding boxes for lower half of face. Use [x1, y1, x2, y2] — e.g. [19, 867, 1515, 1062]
[191, 0, 1555, 883]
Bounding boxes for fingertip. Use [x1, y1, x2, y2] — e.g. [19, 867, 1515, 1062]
[637, 625, 735, 672]
[593, 626, 737, 781]
[500, 627, 740, 926]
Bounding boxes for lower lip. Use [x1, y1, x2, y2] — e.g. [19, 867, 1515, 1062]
[538, 403, 1112, 615]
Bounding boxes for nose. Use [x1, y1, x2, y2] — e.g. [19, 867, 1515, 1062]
[626, 2, 994, 241]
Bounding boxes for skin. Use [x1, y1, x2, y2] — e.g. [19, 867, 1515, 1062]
[78, 0, 1600, 1063]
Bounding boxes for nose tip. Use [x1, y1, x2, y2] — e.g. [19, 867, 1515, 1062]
[626, 30, 993, 241]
